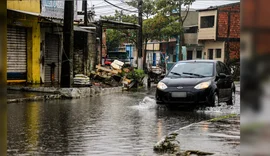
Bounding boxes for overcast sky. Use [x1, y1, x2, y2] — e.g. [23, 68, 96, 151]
[77, 0, 240, 20]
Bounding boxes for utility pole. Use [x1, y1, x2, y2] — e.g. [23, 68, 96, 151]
[178, 0, 183, 61]
[61, 0, 74, 87]
[83, 0, 88, 25]
[82, 0, 88, 74]
[138, 0, 143, 69]
[0, 0, 7, 155]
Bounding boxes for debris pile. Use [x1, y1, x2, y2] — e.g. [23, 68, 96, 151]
[90, 60, 145, 89]
[73, 74, 91, 86]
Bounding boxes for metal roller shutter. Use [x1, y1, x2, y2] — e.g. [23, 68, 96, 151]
[45, 33, 60, 83]
[7, 26, 27, 80]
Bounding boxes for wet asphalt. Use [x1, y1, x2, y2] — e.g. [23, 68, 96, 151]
[7, 86, 240, 155]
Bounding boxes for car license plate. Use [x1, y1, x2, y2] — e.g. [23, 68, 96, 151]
[171, 92, 187, 98]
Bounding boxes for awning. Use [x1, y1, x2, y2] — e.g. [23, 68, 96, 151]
[74, 25, 92, 33]
[8, 9, 93, 33]
[184, 25, 198, 28]
[40, 18, 94, 33]
[96, 19, 140, 29]
[8, 9, 40, 16]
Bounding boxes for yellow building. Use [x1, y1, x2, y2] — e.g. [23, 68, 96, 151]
[7, 0, 41, 83]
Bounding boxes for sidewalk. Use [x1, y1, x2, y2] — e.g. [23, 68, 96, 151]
[7, 85, 122, 104]
[154, 114, 240, 156]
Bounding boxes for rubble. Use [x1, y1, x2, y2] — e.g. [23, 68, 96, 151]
[73, 74, 91, 86]
[90, 60, 145, 90]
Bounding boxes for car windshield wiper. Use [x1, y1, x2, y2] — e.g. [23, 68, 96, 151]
[170, 72, 182, 76]
[182, 72, 205, 77]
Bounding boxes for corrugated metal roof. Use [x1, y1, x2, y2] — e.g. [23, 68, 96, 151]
[196, 2, 240, 12]
[8, 9, 40, 16]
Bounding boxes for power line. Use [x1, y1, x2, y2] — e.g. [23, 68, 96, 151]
[104, 0, 138, 13]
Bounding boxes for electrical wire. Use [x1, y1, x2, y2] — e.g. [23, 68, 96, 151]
[104, 0, 138, 13]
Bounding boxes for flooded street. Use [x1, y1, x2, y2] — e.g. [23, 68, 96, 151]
[7, 87, 240, 155]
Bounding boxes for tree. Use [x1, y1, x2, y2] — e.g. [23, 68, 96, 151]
[126, 0, 157, 19]
[156, 0, 195, 61]
[127, 0, 157, 69]
[101, 10, 138, 51]
[106, 29, 125, 51]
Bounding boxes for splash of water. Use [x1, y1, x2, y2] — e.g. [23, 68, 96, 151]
[196, 102, 235, 114]
[132, 96, 157, 110]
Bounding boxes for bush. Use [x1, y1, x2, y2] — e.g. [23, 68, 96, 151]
[127, 69, 145, 81]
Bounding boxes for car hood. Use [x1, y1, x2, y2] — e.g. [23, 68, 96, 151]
[161, 77, 213, 87]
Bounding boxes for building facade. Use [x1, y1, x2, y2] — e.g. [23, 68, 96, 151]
[150, 9, 202, 62]
[7, 0, 95, 85]
[7, 0, 41, 83]
[197, 2, 240, 64]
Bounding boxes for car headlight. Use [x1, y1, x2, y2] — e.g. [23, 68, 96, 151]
[194, 81, 211, 90]
[157, 82, 168, 90]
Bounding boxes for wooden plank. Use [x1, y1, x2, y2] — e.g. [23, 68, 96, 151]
[96, 65, 118, 74]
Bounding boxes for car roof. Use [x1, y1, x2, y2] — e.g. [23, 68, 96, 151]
[176, 60, 218, 63]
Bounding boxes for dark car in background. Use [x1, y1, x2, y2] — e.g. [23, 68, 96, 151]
[156, 60, 235, 107]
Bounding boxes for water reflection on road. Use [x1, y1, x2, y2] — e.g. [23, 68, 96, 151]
[7, 87, 240, 155]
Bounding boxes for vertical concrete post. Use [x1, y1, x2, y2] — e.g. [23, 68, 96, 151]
[88, 32, 96, 72]
[31, 21, 41, 83]
[0, 0, 7, 155]
[61, 0, 74, 87]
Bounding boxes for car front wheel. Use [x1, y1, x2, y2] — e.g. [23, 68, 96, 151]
[210, 92, 219, 107]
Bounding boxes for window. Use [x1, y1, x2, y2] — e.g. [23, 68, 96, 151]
[187, 51, 193, 60]
[196, 51, 202, 59]
[185, 27, 198, 33]
[208, 49, 213, 59]
[200, 16, 215, 28]
[216, 49, 222, 58]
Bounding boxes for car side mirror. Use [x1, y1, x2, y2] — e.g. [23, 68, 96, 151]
[218, 73, 227, 79]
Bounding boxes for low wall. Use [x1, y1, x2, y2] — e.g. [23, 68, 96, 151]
[7, 86, 123, 103]
[59, 87, 123, 99]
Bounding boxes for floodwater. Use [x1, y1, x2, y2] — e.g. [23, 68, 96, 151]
[7, 87, 240, 155]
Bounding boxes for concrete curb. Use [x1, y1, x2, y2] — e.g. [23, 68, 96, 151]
[7, 86, 123, 103]
[59, 87, 123, 98]
[154, 115, 240, 155]
[7, 94, 62, 104]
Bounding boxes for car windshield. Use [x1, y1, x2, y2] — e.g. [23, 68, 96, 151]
[168, 62, 214, 77]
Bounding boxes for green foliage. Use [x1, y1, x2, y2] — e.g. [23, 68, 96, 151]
[155, 0, 195, 41]
[126, 0, 157, 19]
[143, 13, 183, 41]
[106, 29, 125, 51]
[127, 69, 145, 81]
[156, 0, 196, 17]
[101, 10, 138, 47]
[102, 0, 196, 49]
[126, 0, 158, 45]
[209, 114, 237, 122]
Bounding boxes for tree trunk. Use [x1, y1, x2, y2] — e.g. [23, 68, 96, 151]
[143, 39, 148, 70]
[179, 30, 184, 61]
[178, 0, 183, 61]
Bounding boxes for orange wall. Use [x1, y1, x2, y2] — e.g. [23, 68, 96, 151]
[7, 0, 40, 13]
